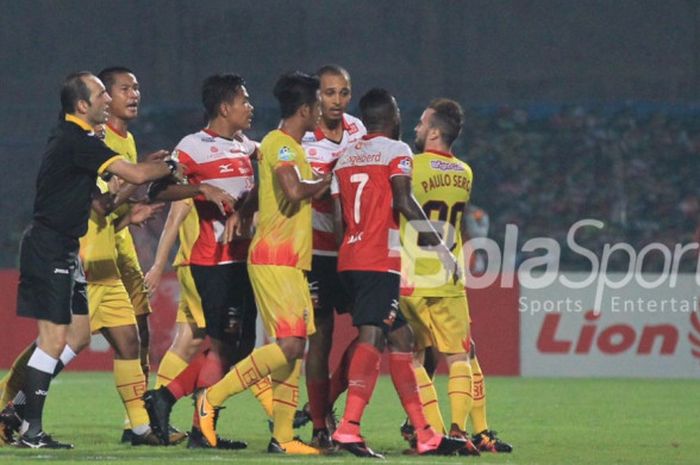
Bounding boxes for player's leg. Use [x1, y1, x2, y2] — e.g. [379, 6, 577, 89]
[0, 343, 36, 408]
[91, 282, 161, 446]
[398, 296, 445, 438]
[100, 323, 160, 446]
[305, 255, 343, 447]
[200, 265, 318, 454]
[386, 319, 465, 456]
[468, 341, 512, 453]
[155, 266, 206, 388]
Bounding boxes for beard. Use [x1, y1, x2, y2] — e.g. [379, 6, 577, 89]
[414, 136, 425, 153]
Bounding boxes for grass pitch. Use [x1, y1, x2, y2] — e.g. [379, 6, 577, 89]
[0, 372, 697, 464]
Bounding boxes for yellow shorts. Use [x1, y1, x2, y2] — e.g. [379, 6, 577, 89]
[88, 283, 136, 333]
[399, 294, 471, 354]
[175, 266, 206, 328]
[116, 233, 152, 317]
[248, 264, 315, 339]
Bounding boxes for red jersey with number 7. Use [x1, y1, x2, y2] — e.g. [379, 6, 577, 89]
[331, 134, 413, 273]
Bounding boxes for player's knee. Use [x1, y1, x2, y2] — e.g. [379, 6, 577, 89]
[387, 325, 415, 353]
[277, 337, 306, 361]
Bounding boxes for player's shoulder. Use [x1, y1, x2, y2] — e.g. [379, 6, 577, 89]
[375, 137, 412, 159]
[342, 113, 366, 137]
[261, 129, 302, 160]
[174, 130, 210, 154]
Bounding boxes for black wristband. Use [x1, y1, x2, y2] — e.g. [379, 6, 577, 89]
[165, 159, 178, 175]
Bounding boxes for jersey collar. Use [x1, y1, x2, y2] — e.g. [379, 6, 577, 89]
[362, 133, 385, 141]
[64, 114, 93, 132]
[313, 115, 352, 141]
[426, 149, 454, 159]
[106, 122, 128, 138]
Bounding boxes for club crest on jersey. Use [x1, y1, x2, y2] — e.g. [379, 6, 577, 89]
[278, 146, 295, 161]
[398, 157, 412, 174]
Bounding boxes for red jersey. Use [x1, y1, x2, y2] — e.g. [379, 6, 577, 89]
[331, 134, 413, 273]
[302, 114, 365, 256]
[173, 129, 256, 266]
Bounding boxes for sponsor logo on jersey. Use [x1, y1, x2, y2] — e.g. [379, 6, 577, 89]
[53, 268, 70, 275]
[200, 136, 216, 143]
[398, 157, 413, 174]
[430, 160, 463, 172]
[210, 146, 219, 153]
[347, 153, 381, 165]
[348, 232, 364, 244]
[308, 148, 317, 156]
[279, 146, 295, 161]
[219, 163, 234, 173]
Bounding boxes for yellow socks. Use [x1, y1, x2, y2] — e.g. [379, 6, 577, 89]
[0, 342, 36, 406]
[249, 376, 274, 418]
[469, 356, 488, 433]
[271, 359, 302, 443]
[414, 364, 445, 433]
[448, 360, 473, 431]
[155, 351, 188, 388]
[114, 359, 150, 431]
[207, 343, 287, 407]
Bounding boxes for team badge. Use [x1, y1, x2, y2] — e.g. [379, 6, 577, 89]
[278, 146, 295, 161]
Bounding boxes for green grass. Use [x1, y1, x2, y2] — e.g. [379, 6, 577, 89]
[0, 372, 698, 464]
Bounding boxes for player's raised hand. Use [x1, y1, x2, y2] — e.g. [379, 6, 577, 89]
[200, 183, 235, 215]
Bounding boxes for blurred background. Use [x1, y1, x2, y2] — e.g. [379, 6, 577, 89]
[2, 0, 700, 272]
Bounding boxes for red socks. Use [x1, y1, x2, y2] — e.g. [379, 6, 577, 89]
[195, 350, 225, 389]
[343, 343, 381, 425]
[389, 351, 433, 442]
[167, 350, 208, 400]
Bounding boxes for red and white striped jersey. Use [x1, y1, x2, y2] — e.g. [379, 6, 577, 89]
[173, 129, 256, 266]
[331, 134, 413, 273]
[302, 114, 365, 256]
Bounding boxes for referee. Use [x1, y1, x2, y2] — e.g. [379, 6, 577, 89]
[14, 71, 180, 449]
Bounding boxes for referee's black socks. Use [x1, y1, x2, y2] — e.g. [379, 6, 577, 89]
[20, 348, 58, 437]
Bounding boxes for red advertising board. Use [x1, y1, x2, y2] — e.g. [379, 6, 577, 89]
[0, 270, 521, 376]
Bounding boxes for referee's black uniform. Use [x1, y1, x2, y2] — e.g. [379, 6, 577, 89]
[17, 115, 121, 324]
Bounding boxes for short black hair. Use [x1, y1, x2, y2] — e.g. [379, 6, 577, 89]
[359, 88, 396, 129]
[201, 74, 246, 120]
[427, 98, 464, 147]
[97, 66, 134, 93]
[273, 72, 320, 119]
[60, 71, 93, 115]
[316, 64, 350, 83]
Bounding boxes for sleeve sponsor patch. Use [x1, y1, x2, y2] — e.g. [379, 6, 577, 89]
[398, 157, 413, 174]
[278, 145, 295, 162]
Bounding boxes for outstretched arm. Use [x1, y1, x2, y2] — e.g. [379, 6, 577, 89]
[144, 199, 193, 293]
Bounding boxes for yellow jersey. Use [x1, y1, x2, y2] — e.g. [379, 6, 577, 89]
[248, 129, 313, 271]
[104, 125, 142, 267]
[79, 181, 122, 286]
[401, 150, 473, 297]
[172, 198, 201, 267]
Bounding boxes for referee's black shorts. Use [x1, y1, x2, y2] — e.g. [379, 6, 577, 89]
[16, 223, 88, 325]
[190, 262, 256, 342]
[340, 270, 406, 334]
